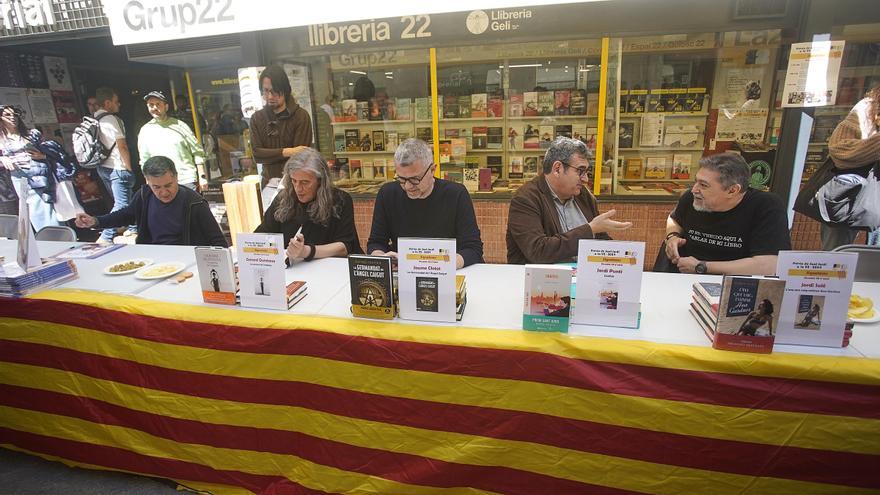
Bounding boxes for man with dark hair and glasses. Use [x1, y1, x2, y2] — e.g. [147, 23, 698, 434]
[506, 136, 631, 264]
[368, 138, 483, 268]
[248, 64, 312, 186]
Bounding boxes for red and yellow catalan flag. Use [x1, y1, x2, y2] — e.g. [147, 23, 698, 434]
[1, 289, 879, 494]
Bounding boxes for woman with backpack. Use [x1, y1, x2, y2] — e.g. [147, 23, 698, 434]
[0, 105, 75, 231]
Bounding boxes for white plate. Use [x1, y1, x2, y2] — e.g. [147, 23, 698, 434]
[851, 311, 880, 324]
[103, 258, 153, 276]
[134, 262, 187, 280]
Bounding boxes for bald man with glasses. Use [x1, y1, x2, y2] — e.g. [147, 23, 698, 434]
[506, 137, 631, 264]
[368, 138, 484, 268]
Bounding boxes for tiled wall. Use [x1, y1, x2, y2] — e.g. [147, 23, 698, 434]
[353, 199, 842, 268]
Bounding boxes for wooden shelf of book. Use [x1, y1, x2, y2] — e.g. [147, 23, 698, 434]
[506, 115, 598, 121]
[620, 112, 709, 117]
[335, 151, 396, 155]
[619, 147, 704, 152]
[331, 119, 414, 126]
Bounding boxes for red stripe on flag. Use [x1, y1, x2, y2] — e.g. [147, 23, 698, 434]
[2, 299, 879, 420]
[0, 427, 330, 495]
[0, 384, 640, 495]
[1, 342, 878, 489]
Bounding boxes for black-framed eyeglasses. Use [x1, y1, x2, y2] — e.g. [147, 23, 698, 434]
[261, 88, 282, 97]
[394, 164, 434, 186]
[565, 164, 589, 179]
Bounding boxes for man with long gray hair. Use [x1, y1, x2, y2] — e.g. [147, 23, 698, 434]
[255, 147, 361, 261]
[368, 138, 483, 268]
[664, 152, 790, 275]
[507, 136, 631, 264]
[75, 155, 226, 247]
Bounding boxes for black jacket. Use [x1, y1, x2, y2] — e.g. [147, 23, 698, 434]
[97, 185, 227, 247]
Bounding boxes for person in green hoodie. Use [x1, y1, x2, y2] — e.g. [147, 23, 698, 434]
[138, 90, 206, 191]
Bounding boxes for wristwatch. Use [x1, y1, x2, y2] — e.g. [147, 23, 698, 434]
[665, 231, 683, 241]
[695, 261, 708, 274]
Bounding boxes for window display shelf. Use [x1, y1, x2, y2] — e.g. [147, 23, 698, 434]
[620, 147, 704, 151]
[507, 115, 598, 121]
[620, 112, 709, 118]
[331, 120, 413, 126]
[619, 178, 693, 183]
[334, 151, 396, 155]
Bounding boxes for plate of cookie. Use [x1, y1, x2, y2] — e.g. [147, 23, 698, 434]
[134, 261, 187, 280]
[104, 259, 153, 276]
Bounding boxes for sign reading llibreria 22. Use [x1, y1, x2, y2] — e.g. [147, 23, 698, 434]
[101, 0, 589, 45]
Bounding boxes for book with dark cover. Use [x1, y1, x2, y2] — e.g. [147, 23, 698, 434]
[472, 126, 488, 149]
[487, 155, 503, 179]
[686, 88, 706, 112]
[628, 90, 648, 113]
[712, 276, 786, 354]
[488, 92, 504, 118]
[555, 90, 571, 115]
[647, 90, 665, 112]
[443, 96, 460, 119]
[332, 157, 350, 179]
[538, 91, 555, 116]
[416, 127, 433, 144]
[458, 95, 472, 118]
[694, 282, 722, 315]
[618, 90, 629, 114]
[618, 122, 634, 149]
[416, 276, 439, 312]
[554, 125, 572, 139]
[487, 126, 503, 149]
[372, 130, 385, 152]
[345, 129, 360, 152]
[570, 90, 587, 115]
[359, 134, 372, 152]
[349, 255, 395, 319]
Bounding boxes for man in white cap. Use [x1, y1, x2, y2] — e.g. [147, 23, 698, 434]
[138, 90, 206, 191]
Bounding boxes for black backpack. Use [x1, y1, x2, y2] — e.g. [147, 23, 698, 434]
[72, 112, 117, 169]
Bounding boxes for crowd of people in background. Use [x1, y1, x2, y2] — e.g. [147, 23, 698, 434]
[1, 67, 877, 272]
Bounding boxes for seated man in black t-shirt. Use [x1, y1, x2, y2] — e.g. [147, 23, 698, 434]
[75, 156, 226, 247]
[368, 138, 483, 268]
[664, 152, 790, 275]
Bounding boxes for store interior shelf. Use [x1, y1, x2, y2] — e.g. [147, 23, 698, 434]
[422, 117, 505, 123]
[460, 149, 504, 153]
[506, 115, 598, 120]
[619, 147, 704, 151]
[334, 151, 395, 155]
[619, 178, 694, 183]
[620, 112, 709, 117]
[331, 120, 413, 126]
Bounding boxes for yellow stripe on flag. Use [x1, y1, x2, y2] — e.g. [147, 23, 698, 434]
[28, 290, 880, 386]
[2, 322, 878, 457]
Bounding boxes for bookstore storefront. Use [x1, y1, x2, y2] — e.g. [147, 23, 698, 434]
[114, 1, 880, 263]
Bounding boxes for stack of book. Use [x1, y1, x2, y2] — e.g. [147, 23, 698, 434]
[689, 281, 720, 341]
[456, 274, 467, 321]
[0, 259, 78, 297]
[285, 281, 308, 309]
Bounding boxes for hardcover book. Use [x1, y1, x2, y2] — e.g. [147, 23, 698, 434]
[372, 130, 385, 152]
[627, 90, 647, 113]
[443, 95, 460, 119]
[712, 277, 786, 354]
[416, 127, 433, 144]
[194, 246, 237, 305]
[624, 158, 643, 179]
[554, 90, 571, 116]
[373, 158, 387, 179]
[538, 91, 555, 116]
[523, 265, 572, 332]
[539, 125, 554, 149]
[451, 138, 468, 157]
[693, 281, 721, 317]
[479, 168, 493, 191]
[570, 90, 587, 115]
[487, 126, 503, 149]
[359, 134, 372, 152]
[457, 95, 472, 118]
[487, 92, 504, 118]
[586, 93, 599, 116]
[509, 125, 523, 149]
[644, 157, 667, 179]
[487, 155, 503, 179]
[415, 97, 431, 121]
[523, 124, 540, 149]
[618, 122, 634, 149]
[524, 156, 539, 175]
[362, 160, 374, 179]
[383, 99, 398, 120]
[416, 276, 439, 312]
[471, 126, 488, 150]
[368, 98, 383, 121]
[333, 157, 350, 179]
[341, 99, 357, 121]
[345, 129, 360, 152]
[554, 125, 572, 139]
[396, 97, 411, 120]
[438, 139, 452, 164]
[647, 90, 665, 112]
[356, 101, 369, 121]
[334, 133, 345, 152]
[671, 153, 692, 179]
[523, 92, 539, 117]
[350, 159, 362, 179]
[349, 255, 395, 319]
[471, 93, 487, 118]
[463, 168, 479, 192]
[509, 93, 524, 117]
[509, 156, 524, 178]
[386, 131, 399, 150]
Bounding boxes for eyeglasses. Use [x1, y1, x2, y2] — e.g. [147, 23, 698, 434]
[394, 164, 434, 186]
[261, 87, 283, 96]
[567, 164, 589, 179]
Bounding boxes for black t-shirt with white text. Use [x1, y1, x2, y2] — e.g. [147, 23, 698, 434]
[670, 189, 791, 262]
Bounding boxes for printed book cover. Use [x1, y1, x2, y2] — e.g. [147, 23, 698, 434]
[349, 255, 395, 319]
[523, 265, 572, 332]
[713, 276, 786, 353]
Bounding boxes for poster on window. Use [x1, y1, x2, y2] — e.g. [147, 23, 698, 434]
[27, 88, 58, 124]
[781, 41, 845, 108]
[43, 56, 73, 91]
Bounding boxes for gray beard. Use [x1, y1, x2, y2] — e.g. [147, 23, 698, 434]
[692, 201, 709, 212]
